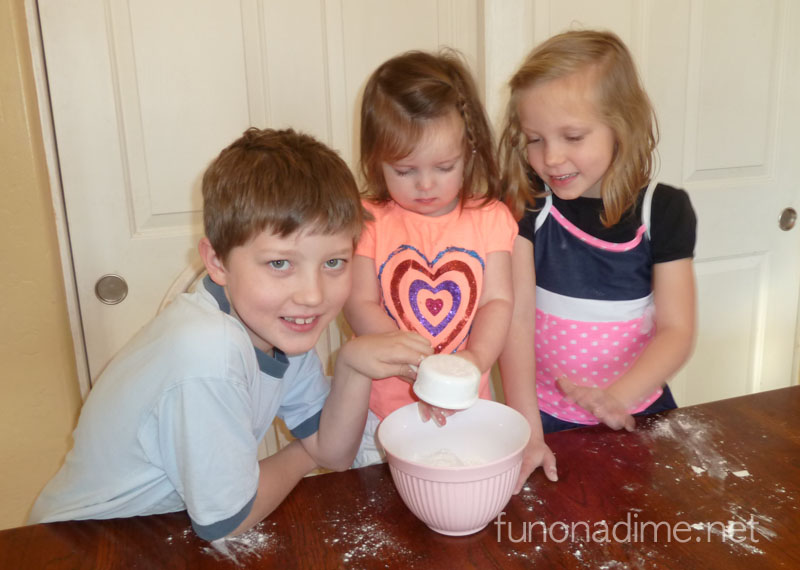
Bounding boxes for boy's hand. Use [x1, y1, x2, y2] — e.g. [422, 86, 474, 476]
[417, 401, 456, 426]
[557, 377, 635, 431]
[339, 331, 433, 381]
[514, 437, 557, 493]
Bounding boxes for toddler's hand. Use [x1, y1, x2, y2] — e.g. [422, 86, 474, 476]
[557, 377, 635, 432]
[339, 331, 432, 382]
[452, 348, 485, 373]
[417, 401, 456, 427]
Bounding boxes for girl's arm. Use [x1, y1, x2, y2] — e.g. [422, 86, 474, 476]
[424, 250, 514, 428]
[498, 236, 558, 491]
[458, 250, 514, 373]
[343, 254, 398, 335]
[560, 257, 696, 429]
[608, 257, 696, 405]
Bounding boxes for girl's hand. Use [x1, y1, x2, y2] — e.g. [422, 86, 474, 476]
[417, 401, 456, 426]
[557, 377, 635, 432]
[453, 349, 482, 372]
[514, 437, 557, 493]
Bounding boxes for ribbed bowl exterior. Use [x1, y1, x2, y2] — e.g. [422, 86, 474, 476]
[387, 457, 522, 536]
[379, 400, 531, 536]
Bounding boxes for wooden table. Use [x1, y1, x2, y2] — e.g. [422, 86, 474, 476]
[3, 386, 799, 569]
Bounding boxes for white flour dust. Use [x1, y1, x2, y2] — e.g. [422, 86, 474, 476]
[645, 410, 751, 480]
[418, 448, 486, 467]
[164, 526, 195, 545]
[164, 522, 278, 567]
[201, 523, 278, 566]
[519, 482, 544, 513]
[318, 487, 422, 567]
[768, 483, 798, 509]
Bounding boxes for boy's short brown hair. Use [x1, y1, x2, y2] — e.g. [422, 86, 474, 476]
[202, 128, 366, 263]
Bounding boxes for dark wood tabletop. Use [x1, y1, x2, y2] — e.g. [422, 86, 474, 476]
[3, 386, 799, 569]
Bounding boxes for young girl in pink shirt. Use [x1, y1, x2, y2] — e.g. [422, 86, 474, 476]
[344, 50, 520, 470]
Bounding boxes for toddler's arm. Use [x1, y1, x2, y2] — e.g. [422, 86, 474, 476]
[344, 254, 448, 424]
[458, 250, 514, 374]
[343, 255, 398, 335]
[498, 236, 558, 490]
[561, 258, 696, 429]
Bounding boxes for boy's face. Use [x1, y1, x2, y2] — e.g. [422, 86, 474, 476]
[205, 228, 355, 356]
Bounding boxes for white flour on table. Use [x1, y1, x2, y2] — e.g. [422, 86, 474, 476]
[640, 410, 787, 558]
[202, 523, 278, 566]
[644, 410, 751, 480]
[317, 486, 423, 568]
[165, 522, 278, 567]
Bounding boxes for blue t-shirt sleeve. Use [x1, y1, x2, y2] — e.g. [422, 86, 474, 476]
[191, 494, 256, 541]
[141, 377, 260, 531]
[277, 351, 331, 438]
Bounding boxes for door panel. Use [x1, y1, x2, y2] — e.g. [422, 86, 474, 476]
[38, 0, 478, 383]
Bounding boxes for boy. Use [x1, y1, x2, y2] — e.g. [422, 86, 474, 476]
[29, 128, 432, 540]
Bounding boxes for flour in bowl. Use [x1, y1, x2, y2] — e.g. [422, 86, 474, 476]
[418, 448, 486, 467]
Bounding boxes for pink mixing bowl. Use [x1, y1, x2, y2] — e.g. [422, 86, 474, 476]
[377, 399, 531, 536]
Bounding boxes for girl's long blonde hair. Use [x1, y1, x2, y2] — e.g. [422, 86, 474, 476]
[499, 30, 658, 224]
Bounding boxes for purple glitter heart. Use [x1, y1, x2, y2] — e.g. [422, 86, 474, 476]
[409, 279, 461, 336]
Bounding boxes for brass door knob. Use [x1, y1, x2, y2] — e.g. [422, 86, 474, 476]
[779, 207, 797, 231]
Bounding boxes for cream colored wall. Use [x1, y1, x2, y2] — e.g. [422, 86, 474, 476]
[0, 0, 82, 530]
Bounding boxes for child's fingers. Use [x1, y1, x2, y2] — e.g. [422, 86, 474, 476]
[622, 414, 636, 432]
[430, 406, 449, 427]
[417, 401, 432, 423]
[396, 331, 434, 354]
[557, 378, 597, 409]
[416, 403, 452, 427]
[556, 376, 578, 398]
[395, 364, 419, 383]
[597, 408, 635, 431]
[558, 378, 634, 431]
[542, 448, 558, 482]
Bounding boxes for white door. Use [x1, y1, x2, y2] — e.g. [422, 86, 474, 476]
[36, 0, 479, 391]
[484, 0, 800, 405]
[38, 0, 800, 405]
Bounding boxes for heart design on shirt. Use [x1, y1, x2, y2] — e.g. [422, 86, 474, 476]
[425, 298, 444, 316]
[389, 256, 478, 352]
[411, 280, 460, 335]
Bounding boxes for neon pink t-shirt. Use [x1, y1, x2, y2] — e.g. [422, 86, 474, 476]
[356, 199, 517, 419]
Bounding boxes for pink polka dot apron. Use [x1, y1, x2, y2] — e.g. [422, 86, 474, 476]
[534, 184, 661, 424]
